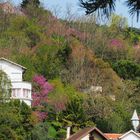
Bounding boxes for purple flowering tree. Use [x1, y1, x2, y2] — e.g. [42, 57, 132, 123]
[32, 75, 53, 121]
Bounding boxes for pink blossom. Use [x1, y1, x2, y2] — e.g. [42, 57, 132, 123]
[110, 39, 123, 48]
[66, 28, 89, 41]
[36, 111, 47, 121]
[32, 75, 53, 121]
[134, 45, 140, 48]
[54, 102, 66, 112]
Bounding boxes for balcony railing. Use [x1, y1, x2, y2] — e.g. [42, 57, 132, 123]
[11, 81, 32, 100]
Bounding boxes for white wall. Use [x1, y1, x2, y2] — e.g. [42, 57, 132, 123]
[121, 133, 140, 140]
[81, 134, 89, 140]
[11, 82, 32, 106]
[12, 82, 32, 98]
[0, 60, 24, 82]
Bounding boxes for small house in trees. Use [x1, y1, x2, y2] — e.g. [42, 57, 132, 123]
[0, 57, 32, 106]
[66, 127, 109, 140]
[81, 86, 102, 93]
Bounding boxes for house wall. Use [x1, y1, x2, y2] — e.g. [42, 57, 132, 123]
[120, 133, 140, 140]
[0, 60, 23, 81]
[81, 134, 89, 140]
[80, 132, 106, 140]
[93, 131, 106, 140]
[11, 81, 32, 106]
[12, 82, 32, 97]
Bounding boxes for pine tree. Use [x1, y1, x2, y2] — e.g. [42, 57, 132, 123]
[21, 0, 40, 8]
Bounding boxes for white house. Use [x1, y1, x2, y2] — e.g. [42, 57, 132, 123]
[119, 130, 140, 140]
[66, 127, 109, 140]
[0, 57, 32, 106]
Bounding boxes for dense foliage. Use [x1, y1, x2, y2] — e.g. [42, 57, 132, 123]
[80, 0, 140, 20]
[0, 1, 140, 139]
[0, 100, 33, 140]
[21, 0, 40, 8]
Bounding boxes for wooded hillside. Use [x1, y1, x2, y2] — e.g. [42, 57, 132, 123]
[0, 1, 140, 139]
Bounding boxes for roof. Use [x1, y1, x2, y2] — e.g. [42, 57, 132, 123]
[0, 57, 26, 70]
[119, 130, 140, 139]
[67, 127, 109, 140]
[105, 133, 122, 139]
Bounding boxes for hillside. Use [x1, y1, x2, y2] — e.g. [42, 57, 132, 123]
[0, 2, 140, 139]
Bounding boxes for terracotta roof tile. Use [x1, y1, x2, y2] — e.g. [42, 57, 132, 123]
[104, 133, 122, 139]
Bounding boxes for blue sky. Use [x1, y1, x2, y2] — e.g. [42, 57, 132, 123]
[12, 0, 139, 28]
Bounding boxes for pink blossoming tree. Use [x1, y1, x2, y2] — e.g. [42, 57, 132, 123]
[32, 75, 53, 121]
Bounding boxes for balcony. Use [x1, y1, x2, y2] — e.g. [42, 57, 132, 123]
[11, 81, 32, 106]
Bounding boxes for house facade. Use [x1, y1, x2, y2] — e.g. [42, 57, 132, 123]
[67, 127, 109, 140]
[0, 58, 32, 106]
[118, 130, 140, 140]
[67, 128, 140, 140]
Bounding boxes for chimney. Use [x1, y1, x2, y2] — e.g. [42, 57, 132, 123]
[66, 127, 71, 139]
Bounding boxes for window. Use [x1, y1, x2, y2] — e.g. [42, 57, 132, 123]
[89, 133, 94, 140]
[23, 89, 30, 98]
[12, 89, 16, 97]
[12, 88, 21, 97]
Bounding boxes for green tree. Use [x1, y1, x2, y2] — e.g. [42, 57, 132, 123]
[47, 80, 94, 138]
[0, 70, 11, 103]
[31, 122, 57, 140]
[0, 100, 33, 140]
[112, 60, 140, 80]
[61, 97, 94, 133]
[107, 102, 132, 133]
[21, 0, 40, 8]
[84, 94, 113, 132]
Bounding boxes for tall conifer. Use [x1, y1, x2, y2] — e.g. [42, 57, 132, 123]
[21, 0, 40, 8]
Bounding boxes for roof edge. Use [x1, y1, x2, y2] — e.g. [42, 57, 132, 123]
[119, 130, 140, 139]
[0, 57, 27, 70]
[68, 127, 109, 140]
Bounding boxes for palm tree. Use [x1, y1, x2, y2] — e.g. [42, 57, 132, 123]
[80, 0, 140, 21]
[126, 0, 140, 21]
